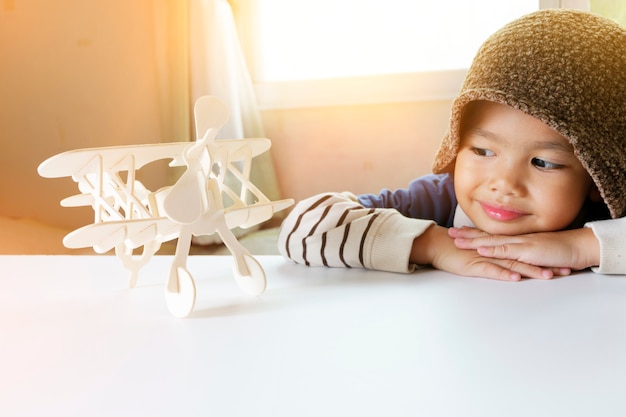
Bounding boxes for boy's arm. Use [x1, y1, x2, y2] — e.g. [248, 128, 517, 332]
[277, 192, 433, 273]
[278, 192, 559, 280]
[451, 217, 626, 274]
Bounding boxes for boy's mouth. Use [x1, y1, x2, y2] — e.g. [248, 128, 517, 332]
[480, 202, 528, 221]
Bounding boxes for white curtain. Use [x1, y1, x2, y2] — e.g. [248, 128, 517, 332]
[153, 0, 282, 243]
[189, 0, 281, 201]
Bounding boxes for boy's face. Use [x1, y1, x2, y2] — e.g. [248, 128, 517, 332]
[454, 101, 595, 235]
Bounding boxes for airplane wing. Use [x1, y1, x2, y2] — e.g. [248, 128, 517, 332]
[37, 142, 189, 179]
[212, 138, 271, 160]
[38, 138, 271, 179]
[224, 199, 294, 229]
[64, 218, 181, 253]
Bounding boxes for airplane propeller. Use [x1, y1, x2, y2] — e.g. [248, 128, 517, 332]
[162, 96, 229, 225]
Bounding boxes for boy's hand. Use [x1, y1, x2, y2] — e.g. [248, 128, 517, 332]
[411, 226, 566, 281]
[449, 226, 600, 272]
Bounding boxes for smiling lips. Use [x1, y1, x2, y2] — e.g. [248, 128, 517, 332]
[480, 202, 528, 221]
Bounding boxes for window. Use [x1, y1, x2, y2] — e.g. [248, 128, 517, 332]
[236, 1, 589, 108]
[589, 0, 626, 27]
[246, 0, 538, 82]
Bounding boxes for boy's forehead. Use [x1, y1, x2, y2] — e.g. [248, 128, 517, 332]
[462, 101, 573, 150]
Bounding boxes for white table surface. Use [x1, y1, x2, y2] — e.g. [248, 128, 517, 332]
[1, 255, 625, 417]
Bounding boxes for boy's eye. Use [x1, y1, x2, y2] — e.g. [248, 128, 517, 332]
[472, 147, 495, 157]
[532, 157, 563, 170]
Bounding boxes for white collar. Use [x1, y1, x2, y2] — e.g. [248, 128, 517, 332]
[453, 205, 476, 228]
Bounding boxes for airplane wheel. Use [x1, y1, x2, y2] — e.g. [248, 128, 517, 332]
[234, 254, 266, 297]
[164, 267, 196, 318]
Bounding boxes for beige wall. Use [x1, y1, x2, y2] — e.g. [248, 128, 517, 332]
[262, 101, 451, 203]
[0, 1, 166, 230]
[0, 1, 452, 233]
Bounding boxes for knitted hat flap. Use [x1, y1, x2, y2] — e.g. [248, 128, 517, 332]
[432, 9, 626, 218]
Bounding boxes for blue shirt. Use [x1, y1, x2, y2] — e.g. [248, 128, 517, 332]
[357, 173, 457, 227]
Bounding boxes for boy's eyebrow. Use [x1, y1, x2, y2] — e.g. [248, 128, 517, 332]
[533, 139, 575, 153]
[470, 127, 575, 153]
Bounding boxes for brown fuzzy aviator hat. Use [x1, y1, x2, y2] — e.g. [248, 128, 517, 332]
[432, 9, 626, 218]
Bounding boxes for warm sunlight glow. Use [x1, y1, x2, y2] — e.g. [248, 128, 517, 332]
[251, 0, 538, 81]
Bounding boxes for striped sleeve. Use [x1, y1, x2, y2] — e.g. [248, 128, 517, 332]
[277, 192, 435, 273]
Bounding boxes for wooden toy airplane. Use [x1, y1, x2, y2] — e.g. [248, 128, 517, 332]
[38, 96, 293, 317]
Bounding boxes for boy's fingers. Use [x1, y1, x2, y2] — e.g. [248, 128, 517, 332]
[477, 244, 514, 258]
[452, 234, 518, 250]
[478, 246, 572, 276]
[513, 260, 554, 280]
[501, 259, 553, 280]
[467, 261, 519, 281]
[472, 259, 553, 281]
[448, 227, 490, 239]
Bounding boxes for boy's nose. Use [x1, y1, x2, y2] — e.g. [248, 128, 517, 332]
[488, 168, 525, 197]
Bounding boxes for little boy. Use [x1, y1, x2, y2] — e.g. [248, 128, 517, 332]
[277, 9, 626, 280]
